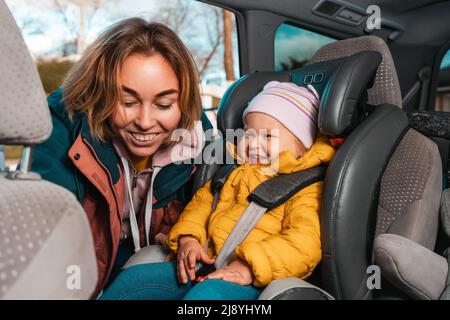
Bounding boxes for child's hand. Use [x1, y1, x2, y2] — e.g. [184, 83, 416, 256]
[177, 235, 215, 284]
[205, 259, 253, 286]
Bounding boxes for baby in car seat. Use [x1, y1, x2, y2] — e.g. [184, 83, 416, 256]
[166, 81, 336, 298]
[100, 81, 336, 300]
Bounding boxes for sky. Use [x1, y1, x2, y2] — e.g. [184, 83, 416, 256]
[4, 0, 239, 81]
[5, 0, 163, 56]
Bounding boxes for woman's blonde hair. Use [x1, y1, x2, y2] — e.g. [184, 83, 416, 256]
[62, 18, 202, 142]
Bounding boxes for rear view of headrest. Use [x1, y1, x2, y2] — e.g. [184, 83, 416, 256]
[309, 35, 402, 108]
[217, 51, 382, 137]
[0, 1, 52, 145]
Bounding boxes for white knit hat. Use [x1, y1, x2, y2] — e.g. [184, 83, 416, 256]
[242, 81, 320, 149]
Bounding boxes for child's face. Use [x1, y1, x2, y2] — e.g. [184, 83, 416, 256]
[239, 112, 306, 164]
[109, 52, 182, 159]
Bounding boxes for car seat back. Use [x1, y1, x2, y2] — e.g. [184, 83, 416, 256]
[0, 0, 97, 299]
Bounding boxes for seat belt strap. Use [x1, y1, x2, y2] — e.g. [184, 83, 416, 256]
[214, 201, 267, 269]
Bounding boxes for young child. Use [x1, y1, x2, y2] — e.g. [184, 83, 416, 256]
[100, 81, 335, 300]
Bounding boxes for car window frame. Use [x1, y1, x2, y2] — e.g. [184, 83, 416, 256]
[273, 21, 338, 71]
[428, 40, 450, 111]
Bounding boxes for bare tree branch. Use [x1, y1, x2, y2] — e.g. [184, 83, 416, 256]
[53, 0, 77, 38]
[223, 9, 235, 81]
[198, 8, 222, 78]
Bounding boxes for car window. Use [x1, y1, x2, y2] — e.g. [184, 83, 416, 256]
[435, 49, 450, 112]
[274, 23, 336, 71]
[3, 0, 240, 170]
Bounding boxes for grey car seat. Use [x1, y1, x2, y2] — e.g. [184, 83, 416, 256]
[206, 35, 445, 300]
[313, 36, 444, 300]
[0, 0, 97, 299]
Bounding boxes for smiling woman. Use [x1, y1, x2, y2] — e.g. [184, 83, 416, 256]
[110, 53, 182, 159]
[30, 18, 212, 298]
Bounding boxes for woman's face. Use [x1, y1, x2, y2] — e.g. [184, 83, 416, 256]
[110, 52, 182, 158]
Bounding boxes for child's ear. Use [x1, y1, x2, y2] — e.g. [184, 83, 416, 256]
[295, 139, 307, 159]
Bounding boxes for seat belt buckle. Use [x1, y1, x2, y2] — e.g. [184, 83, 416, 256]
[194, 263, 216, 283]
[330, 137, 345, 148]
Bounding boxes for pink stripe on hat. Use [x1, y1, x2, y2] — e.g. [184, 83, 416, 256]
[274, 82, 320, 110]
[242, 81, 320, 149]
[260, 92, 318, 124]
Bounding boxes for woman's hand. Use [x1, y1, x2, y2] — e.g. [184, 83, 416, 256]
[205, 259, 253, 286]
[177, 235, 215, 284]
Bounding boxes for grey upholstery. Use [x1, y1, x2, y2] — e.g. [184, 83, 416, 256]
[439, 190, 450, 300]
[0, 177, 97, 299]
[308, 35, 402, 108]
[320, 104, 409, 300]
[258, 278, 334, 300]
[373, 234, 447, 300]
[373, 128, 442, 300]
[0, 0, 97, 299]
[441, 189, 450, 237]
[0, 1, 52, 145]
[377, 129, 442, 250]
[317, 36, 443, 300]
[441, 281, 450, 300]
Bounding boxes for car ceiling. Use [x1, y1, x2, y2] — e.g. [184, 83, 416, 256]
[200, 0, 450, 46]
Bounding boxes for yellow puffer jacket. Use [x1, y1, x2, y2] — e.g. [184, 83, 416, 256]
[167, 135, 335, 287]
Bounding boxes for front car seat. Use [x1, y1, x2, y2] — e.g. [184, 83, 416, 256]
[0, 0, 97, 299]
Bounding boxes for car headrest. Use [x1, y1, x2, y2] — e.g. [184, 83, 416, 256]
[217, 51, 382, 137]
[0, 1, 52, 145]
[309, 35, 402, 108]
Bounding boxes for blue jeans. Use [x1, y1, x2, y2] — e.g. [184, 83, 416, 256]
[99, 262, 262, 300]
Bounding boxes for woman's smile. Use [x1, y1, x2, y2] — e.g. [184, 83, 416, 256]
[128, 131, 162, 145]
